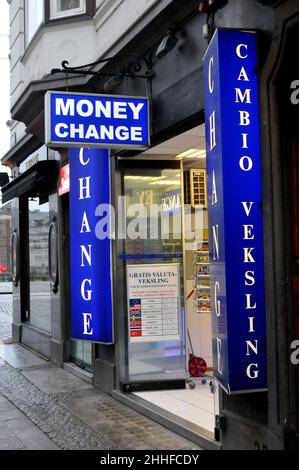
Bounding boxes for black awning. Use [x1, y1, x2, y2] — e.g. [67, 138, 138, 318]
[1, 160, 59, 204]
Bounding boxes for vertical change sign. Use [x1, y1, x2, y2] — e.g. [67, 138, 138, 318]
[203, 30, 267, 394]
[69, 148, 113, 344]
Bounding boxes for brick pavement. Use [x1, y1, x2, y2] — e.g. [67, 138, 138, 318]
[0, 357, 200, 451]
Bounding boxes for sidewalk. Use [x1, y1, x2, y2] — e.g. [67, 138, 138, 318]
[0, 393, 59, 450]
[0, 295, 59, 450]
[0, 303, 200, 450]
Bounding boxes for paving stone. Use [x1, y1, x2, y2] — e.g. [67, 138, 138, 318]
[0, 344, 47, 369]
[0, 363, 111, 450]
[15, 428, 51, 441]
[62, 390, 200, 450]
[0, 437, 26, 450]
[5, 417, 38, 432]
[0, 401, 17, 412]
[22, 367, 93, 394]
[0, 426, 13, 439]
[18, 437, 60, 450]
[1, 409, 26, 421]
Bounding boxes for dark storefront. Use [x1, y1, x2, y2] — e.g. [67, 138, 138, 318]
[1, 0, 299, 450]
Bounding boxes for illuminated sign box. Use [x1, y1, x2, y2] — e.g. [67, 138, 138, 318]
[45, 91, 149, 150]
[203, 29, 267, 394]
[45, 90, 150, 344]
[69, 148, 113, 344]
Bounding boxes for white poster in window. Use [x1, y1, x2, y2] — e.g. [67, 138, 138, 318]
[127, 263, 181, 343]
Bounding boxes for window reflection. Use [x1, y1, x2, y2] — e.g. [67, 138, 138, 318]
[50, 0, 85, 18]
[25, 0, 44, 45]
[59, 0, 80, 11]
[28, 200, 51, 332]
[123, 168, 186, 382]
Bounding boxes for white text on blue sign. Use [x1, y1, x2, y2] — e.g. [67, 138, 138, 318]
[45, 92, 149, 150]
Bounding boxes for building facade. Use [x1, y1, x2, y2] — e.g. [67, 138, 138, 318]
[1, 0, 299, 450]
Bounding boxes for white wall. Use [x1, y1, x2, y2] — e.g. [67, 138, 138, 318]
[8, 0, 160, 146]
[0, 1, 11, 163]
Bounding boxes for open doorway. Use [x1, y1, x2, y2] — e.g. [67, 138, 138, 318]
[118, 124, 217, 438]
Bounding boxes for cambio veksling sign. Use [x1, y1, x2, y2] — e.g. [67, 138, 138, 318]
[204, 30, 267, 394]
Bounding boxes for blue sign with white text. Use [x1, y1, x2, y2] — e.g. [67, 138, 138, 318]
[203, 30, 267, 394]
[45, 91, 149, 150]
[69, 148, 113, 343]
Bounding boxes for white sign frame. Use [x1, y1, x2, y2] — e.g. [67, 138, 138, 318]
[127, 263, 181, 343]
[45, 90, 150, 150]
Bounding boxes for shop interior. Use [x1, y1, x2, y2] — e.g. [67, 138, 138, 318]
[122, 124, 217, 436]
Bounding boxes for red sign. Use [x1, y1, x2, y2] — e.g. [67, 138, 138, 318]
[0, 265, 7, 273]
[58, 164, 70, 196]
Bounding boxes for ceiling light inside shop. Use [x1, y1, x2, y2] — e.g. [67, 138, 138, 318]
[174, 148, 206, 159]
[150, 179, 181, 186]
[185, 149, 206, 159]
[124, 176, 165, 181]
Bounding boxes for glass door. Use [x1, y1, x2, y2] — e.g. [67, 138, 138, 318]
[116, 126, 218, 436]
[117, 160, 187, 386]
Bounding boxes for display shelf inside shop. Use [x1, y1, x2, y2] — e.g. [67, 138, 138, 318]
[194, 244, 211, 314]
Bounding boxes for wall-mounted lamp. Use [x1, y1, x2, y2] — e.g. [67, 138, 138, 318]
[103, 75, 124, 92]
[155, 31, 179, 60]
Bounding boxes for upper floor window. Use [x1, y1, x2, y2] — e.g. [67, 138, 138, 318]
[50, 0, 86, 19]
[25, 0, 44, 46]
[24, 0, 91, 49]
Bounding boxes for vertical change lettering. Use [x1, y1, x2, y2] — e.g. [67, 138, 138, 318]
[204, 30, 267, 394]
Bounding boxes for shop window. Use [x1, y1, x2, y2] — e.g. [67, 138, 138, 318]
[24, 0, 44, 46]
[50, 0, 86, 19]
[70, 341, 92, 371]
[120, 165, 186, 383]
[27, 199, 51, 333]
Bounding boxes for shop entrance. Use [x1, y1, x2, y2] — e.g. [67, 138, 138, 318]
[117, 124, 217, 437]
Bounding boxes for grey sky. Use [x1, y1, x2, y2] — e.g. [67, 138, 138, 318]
[0, 1, 10, 173]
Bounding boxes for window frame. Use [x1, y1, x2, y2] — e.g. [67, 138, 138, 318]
[23, 1, 96, 50]
[49, 0, 87, 20]
[24, 0, 45, 47]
